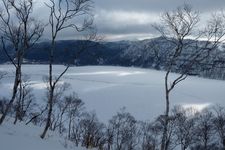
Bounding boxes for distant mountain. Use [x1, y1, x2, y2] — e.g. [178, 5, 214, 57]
[1, 37, 225, 79]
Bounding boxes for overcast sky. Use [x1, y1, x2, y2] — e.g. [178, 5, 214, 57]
[33, 0, 225, 41]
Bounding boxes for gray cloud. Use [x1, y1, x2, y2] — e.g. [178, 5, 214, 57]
[93, 0, 225, 40]
[31, 0, 225, 41]
[95, 0, 224, 12]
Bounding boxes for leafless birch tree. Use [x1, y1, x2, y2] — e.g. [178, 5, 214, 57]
[0, 0, 44, 125]
[154, 4, 225, 150]
[40, 0, 94, 139]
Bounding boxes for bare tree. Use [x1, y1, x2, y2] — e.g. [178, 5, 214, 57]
[193, 109, 216, 150]
[154, 5, 199, 149]
[69, 106, 85, 146]
[45, 82, 70, 130]
[140, 121, 161, 150]
[153, 5, 225, 150]
[171, 106, 197, 150]
[13, 75, 36, 124]
[0, 97, 10, 115]
[212, 105, 225, 149]
[108, 108, 140, 150]
[154, 113, 177, 150]
[40, 0, 94, 139]
[0, 0, 44, 124]
[79, 112, 105, 149]
[65, 93, 84, 139]
[50, 90, 85, 139]
[0, 71, 6, 81]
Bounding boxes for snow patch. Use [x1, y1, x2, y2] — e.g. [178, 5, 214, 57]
[67, 70, 146, 77]
[182, 103, 211, 112]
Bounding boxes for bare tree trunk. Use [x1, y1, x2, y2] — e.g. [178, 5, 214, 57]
[68, 114, 72, 139]
[40, 87, 54, 138]
[14, 78, 23, 124]
[161, 71, 170, 150]
[59, 113, 63, 134]
[0, 65, 21, 125]
[40, 39, 54, 138]
[40, 44, 54, 138]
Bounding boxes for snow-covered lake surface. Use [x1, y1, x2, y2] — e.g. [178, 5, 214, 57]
[1, 64, 225, 122]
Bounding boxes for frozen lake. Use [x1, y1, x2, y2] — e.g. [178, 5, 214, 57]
[1, 64, 225, 122]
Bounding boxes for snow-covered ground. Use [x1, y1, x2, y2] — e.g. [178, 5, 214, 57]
[0, 118, 88, 150]
[1, 64, 225, 122]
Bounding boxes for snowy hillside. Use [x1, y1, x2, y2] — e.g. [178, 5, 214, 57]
[1, 65, 225, 122]
[0, 118, 88, 150]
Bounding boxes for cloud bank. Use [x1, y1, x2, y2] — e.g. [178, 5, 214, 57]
[32, 0, 225, 41]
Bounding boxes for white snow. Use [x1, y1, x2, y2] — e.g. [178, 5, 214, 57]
[1, 64, 225, 122]
[0, 118, 88, 150]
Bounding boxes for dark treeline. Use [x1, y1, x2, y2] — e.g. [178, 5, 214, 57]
[1, 37, 225, 80]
